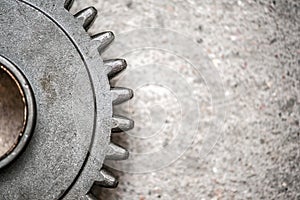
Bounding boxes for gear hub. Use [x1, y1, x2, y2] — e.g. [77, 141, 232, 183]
[0, 0, 133, 199]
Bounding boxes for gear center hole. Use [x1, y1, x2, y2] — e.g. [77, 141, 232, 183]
[0, 65, 26, 160]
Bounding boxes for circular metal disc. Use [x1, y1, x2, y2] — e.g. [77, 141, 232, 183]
[0, 1, 96, 199]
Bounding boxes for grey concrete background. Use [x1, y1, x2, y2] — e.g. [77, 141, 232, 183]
[0, 0, 298, 199]
[71, 0, 299, 199]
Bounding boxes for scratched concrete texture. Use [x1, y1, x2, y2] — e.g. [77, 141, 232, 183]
[71, 0, 300, 199]
[0, 0, 297, 199]
[0, 0, 298, 199]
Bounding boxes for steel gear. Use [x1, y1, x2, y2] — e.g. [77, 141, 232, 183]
[0, 0, 133, 199]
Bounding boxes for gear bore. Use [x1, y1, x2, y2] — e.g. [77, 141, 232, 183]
[0, 0, 133, 199]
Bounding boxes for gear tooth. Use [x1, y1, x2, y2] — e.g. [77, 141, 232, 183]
[64, 0, 74, 10]
[111, 87, 133, 105]
[105, 59, 127, 79]
[112, 115, 134, 133]
[91, 31, 115, 54]
[97, 169, 119, 188]
[74, 7, 97, 30]
[106, 143, 129, 160]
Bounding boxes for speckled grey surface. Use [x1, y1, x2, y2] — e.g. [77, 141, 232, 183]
[0, 0, 298, 199]
[71, 0, 300, 199]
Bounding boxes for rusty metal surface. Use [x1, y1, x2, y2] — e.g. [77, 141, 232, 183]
[0, 67, 24, 158]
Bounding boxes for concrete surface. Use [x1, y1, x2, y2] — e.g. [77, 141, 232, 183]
[71, 0, 299, 199]
[0, 0, 298, 199]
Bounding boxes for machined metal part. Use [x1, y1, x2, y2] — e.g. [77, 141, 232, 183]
[0, 56, 36, 170]
[0, 0, 133, 199]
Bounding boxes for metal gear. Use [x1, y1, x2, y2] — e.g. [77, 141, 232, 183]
[0, 0, 133, 199]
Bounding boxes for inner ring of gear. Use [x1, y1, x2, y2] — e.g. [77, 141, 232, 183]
[0, 0, 134, 199]
[0, 55, 36, 169]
